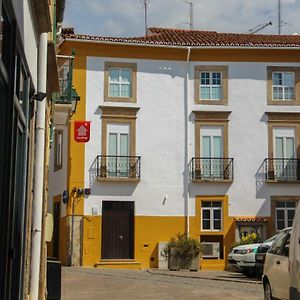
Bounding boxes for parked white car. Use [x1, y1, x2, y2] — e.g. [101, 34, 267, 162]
[228, 243, 261, 275]
[262, 227, 291, 300]
[290, 204, 300, 300]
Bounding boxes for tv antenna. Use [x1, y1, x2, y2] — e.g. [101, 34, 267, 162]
[184, 1, 194, 30]
[246, 21, 272, 34]
[141, 0, 150, 35]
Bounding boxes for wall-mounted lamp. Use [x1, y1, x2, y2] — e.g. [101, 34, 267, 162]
[162, 195, 168, 205]
[33, 91, 47, 102]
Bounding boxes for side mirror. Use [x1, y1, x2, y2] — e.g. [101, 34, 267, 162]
[283, 244, 289, 257]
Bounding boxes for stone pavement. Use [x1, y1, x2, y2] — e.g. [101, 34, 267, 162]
[148, 268, 262, 284]
[62, 267, 263, 300]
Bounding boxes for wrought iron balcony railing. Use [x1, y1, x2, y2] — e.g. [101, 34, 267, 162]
[56, 50, 80, 108]
[96, 155, 141, 180]
[263, 158, 300, 181]
[191, 157, 234, 181]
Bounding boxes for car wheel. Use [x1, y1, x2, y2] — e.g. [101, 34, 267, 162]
[264, 280, 273, 300]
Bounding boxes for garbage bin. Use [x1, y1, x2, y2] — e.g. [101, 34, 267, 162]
[47, 259, 61, 300]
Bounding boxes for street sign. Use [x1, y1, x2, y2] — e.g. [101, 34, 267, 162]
[74, 121, 90, 142]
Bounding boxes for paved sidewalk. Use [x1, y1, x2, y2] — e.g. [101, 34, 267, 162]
[147, 268, 262, 284]
[62, 267, 263, 300]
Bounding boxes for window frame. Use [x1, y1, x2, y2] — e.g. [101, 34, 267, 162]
[194, 65, 228, 105]
[267, 66, 300, 105]
[270, 196, 299, 234]
[275, 201, 297, 231]
[54, 130, 63, 171]
[200, 71, 222, 100]
[272, 71, 295, 101]
[104, 62, 137, 103]
[201, 201, 223, 232]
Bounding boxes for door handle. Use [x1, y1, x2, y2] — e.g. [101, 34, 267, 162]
[119, 235, 123, 240]
[276, 260, 280, 265]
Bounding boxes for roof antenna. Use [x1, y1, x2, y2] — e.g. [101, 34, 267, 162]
[141, 0, 150, 36]
[184, 1, 194, 30]
[246, 21, 272, 34]
[278, 0, 281, 34]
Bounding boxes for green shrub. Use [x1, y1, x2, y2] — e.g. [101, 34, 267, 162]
[162, 233, 202, 259]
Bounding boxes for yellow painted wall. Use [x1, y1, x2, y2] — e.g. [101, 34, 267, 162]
[82, 216, 101, 266]
[66, 54, 87, 216]
[80, 213, 235, 270]
[135, 216, 186, 268]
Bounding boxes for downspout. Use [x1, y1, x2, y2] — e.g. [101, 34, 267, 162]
[30, 32, 48, 300]
[184, 47, 191, 237]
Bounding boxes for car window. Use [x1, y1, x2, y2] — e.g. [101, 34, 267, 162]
[282, 232, 290, 257]
[268, 230, 288, 255]
[263, 234, 278, 243]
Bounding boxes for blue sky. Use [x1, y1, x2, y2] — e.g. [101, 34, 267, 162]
[63, 0, 300, 37]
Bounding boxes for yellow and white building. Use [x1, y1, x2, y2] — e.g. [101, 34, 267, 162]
[48, 27, 300, 270]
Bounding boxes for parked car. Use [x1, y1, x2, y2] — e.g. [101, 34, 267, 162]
[290, 204, 300, 300]
[228, 242, 261, 275]
[262, 227, 291, 300]
[255, 234, 278, 277]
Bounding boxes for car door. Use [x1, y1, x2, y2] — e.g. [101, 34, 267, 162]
[266, 230, 290, 299]
[275, 232, 290, 300]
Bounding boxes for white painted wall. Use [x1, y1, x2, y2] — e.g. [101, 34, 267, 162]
[13, 0, 38, 88]
[84, 57, 300, 218]
[48, 126, 68, 217]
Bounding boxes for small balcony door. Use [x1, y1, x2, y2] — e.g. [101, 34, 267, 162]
[274, 128, 296, 180]
[201, 126, 223, 179]
[107, 123, 130, 177]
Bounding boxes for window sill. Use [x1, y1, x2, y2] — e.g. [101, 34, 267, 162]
[265, 179, 300, 184]
[104, 96, 136, 103]
[97, 176, 140, 183]
[267, 99, 300, 106]
[192, 178, 233, 183]
[195, 99, 227, 105]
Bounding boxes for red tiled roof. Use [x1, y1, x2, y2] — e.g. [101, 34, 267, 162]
[62, 27, 300, 48]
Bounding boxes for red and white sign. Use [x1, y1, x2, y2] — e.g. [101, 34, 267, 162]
[74, 121, 90, 143]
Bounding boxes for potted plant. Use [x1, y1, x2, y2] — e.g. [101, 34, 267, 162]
[162, 233, 203, 271]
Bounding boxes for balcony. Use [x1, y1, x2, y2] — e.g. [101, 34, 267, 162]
[191, 158, 234, 182]
[96, 155, 141, 182]
[263, 158, 300, 182]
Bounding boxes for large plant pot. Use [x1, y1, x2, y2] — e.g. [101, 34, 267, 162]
[168, 247, 180, 271]
[168, 248, 200, 271]
[187, 255, 200, 271]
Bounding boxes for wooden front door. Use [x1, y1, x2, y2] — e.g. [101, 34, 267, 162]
[53, 201, 60, 258]
[101, 201, 134, 259]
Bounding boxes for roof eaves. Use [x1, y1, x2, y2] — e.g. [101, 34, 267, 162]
[62, 37, 300, 50]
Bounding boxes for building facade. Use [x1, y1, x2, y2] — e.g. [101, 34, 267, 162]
[49, 27, 300, 270]
[0, 0, 67, 298]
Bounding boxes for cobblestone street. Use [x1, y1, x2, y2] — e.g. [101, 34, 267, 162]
[62, 267, 263, 300]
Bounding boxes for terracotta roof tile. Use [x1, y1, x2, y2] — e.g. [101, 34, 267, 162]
[61, 27, 300, 48]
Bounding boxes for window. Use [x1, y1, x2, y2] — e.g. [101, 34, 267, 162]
[201, 201, 222, 231]
[54, 130, 63, 171]
[194, 66, 228, 105]
[104, 62, 137, 103]
[267, 67, 300, 105]
[273, 127, 296, 180]
[107, 123, 130, 177]
[272, 72, 294, 100]
[99, 106, 140, 181]
[200, 72, 222, 100]
[276, 201, 297, 231]
[201, 126, 223, 179]
[108, 68, 132, 98]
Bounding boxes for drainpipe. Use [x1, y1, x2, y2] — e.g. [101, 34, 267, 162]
[30, 32, 48, 300]
[184, 47, 191, 237]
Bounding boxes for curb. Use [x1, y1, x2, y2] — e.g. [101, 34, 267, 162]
[146, 269, 262, 285]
